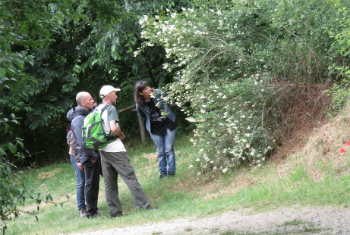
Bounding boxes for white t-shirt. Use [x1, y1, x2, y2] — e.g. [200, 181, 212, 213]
[99, 104, 126, 153]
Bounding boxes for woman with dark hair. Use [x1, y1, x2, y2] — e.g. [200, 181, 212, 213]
[134, 81, 177, 179]
[66, 126, 87, 217]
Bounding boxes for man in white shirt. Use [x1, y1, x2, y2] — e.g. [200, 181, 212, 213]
[98, 85, 156, 218]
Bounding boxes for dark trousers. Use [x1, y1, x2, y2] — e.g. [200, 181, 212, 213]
[83, 158, 100, 215]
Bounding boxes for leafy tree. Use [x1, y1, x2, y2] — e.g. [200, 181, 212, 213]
[0, 0, 74, 227]
[0, 0, 80, 165]
[0, 0, 194, 164]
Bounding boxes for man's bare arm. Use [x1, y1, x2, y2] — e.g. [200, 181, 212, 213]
[109, 120, 125, 140]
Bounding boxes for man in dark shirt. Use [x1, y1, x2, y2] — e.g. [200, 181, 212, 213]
[67, 92, 101, 218]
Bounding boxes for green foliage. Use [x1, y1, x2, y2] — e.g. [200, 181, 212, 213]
[0, 113, 33, 221]
[325, 3, 350, 112]
[137, 0, 346, 174]
[3, 0, 349, 170]
[0, 113, 29, 162]
[0, 0, 193, 164]
[0, 160, 26, 220]
[0, 0, 81, 167]
[187, 77, 276, 173]
[0, 0, 84, 130]
[0, 113, 68, 234]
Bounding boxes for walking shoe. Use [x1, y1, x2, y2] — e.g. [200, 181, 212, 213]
[80, 208, 88, 218]
[159, 174, 166, 181]
[146, 205, 158, 210]
[111, 213, 124, 218]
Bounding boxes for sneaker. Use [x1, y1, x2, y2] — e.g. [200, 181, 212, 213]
[80, 208, 88, 218]
[146, 205, 158, 210]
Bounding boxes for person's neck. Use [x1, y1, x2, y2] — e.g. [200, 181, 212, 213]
[79, 105, 90, 111]
[144, 96, 151, 102]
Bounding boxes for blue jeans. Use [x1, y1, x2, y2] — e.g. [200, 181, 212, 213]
[70, 155, 86, 211]
[150, 128, 177, 176]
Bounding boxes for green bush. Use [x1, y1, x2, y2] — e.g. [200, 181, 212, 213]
[0, 113, 28, 220]
[187, 77, 276, 173]
[326, 4, 350, 112]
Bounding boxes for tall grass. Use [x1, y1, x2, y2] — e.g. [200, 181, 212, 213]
[5, 131, 350, 235]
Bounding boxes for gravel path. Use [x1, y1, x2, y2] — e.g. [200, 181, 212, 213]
[68, 206, 350, 235]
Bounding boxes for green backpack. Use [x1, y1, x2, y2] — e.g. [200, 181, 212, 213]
[82, 104, 117, 150]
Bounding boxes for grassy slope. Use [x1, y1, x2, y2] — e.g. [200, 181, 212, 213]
[5, 109, 350, 234]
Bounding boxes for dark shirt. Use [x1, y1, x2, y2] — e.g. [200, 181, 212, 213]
[146, 99, 177, 135]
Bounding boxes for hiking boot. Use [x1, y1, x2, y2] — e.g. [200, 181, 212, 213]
[80, 208, 88, 218]
[88, 212, 101, 218]
[168, 173, 175, 178]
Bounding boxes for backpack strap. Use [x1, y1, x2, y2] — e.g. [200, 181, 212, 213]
[99, 103, 118, 140]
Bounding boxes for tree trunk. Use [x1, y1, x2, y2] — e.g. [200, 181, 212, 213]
[2, 220, 7, 235]
[138, 116, 146, 143]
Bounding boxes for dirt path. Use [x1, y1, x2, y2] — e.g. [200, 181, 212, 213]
[68, 206, 350, 235]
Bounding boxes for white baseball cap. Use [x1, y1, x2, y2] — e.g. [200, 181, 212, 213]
[99, 85, 121, 98]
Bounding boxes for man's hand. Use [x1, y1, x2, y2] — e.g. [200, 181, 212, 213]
[91, 158, 97, 163]
[119, 132, 126, 141]
[77, 162, 84, 171]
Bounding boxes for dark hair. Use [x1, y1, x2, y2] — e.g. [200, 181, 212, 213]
[134, 81, 149, 107]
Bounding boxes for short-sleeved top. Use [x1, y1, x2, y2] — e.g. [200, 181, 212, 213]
[146, 99, 177, 135]
[99, 104, 126, 153]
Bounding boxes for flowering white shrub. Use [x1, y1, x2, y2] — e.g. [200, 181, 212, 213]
[135, 5, 279, 173]
[135, 0, 334, 174]
[185, 77, 277, 173]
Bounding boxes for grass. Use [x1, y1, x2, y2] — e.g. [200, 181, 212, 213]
[5, 128, 350, 235]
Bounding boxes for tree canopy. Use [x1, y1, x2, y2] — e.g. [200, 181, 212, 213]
[0, 0, 192, 165]
[1, 0, 350, 172]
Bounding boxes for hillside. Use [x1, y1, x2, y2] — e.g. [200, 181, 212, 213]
[5, 107, 350, 235]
